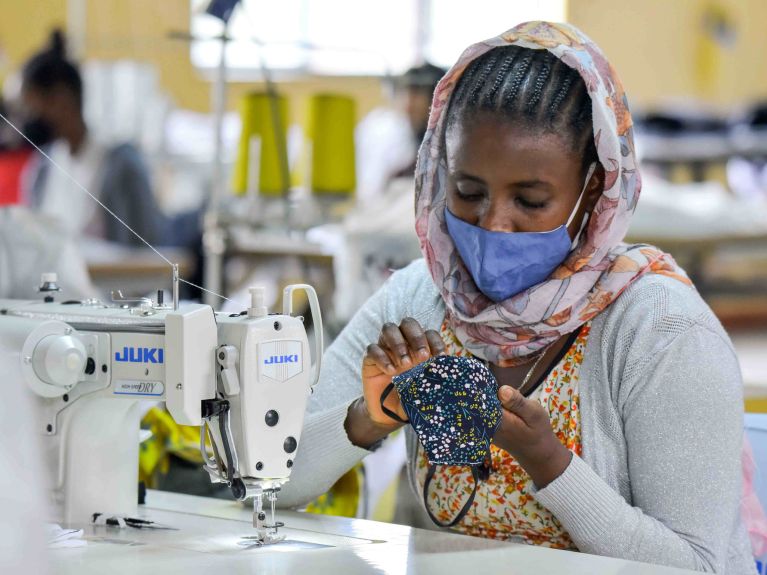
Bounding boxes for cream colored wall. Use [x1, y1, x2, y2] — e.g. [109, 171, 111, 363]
[0, 0, 67, 87]
[2, 0, 766, 119]
[566, 0, 767, 109]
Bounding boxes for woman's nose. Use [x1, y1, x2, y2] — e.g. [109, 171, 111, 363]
[477, 199, 515, 233]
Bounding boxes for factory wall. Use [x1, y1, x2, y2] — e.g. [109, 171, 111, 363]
[1, 0, 766, 121]
[568, 0, 767, 109]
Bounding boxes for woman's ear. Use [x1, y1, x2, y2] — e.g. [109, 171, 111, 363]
[583, 163, 604, 211]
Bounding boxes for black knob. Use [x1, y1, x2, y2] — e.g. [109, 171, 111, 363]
[231, 478, 247, 501]
[258, 512, 266, 521]
[287, 459, 293, 468]
[283, 436, 297, 454]
[256, 461, 264, 471]
[84, 357, 96, 375]
[265, 410, 279, 427]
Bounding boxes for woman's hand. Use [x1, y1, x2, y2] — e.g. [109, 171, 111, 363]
[362, 318, 445, 425]
[345, 318, 445, 449]
[493, 385, 573, 488]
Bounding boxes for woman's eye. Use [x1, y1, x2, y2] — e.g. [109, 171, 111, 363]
[515, 196, 547, 210]
[455, 186, 484, 202]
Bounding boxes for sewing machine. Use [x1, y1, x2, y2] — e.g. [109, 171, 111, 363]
[0, 271, 322, 545]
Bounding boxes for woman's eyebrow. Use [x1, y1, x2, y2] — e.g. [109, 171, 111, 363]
[451, 170, 486, 184]
[451, 170, 553, 190]
[512, 179, 553, 190]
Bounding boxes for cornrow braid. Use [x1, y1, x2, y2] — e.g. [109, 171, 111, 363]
[467, 51, 501, 106]
[482, 50, 518, 108]
[447, 45, 597, 170]
[548, 71, 575, 116]
[500, 50, 534, 110]
[524, 52, 553, 116]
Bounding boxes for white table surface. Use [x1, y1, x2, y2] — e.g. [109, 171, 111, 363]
[49, 490, 697, 575]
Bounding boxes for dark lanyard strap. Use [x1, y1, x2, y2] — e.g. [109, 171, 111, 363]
[379, 382, 409, 424]
[423, 463, 480, 528]
[520, 324, 585, 398]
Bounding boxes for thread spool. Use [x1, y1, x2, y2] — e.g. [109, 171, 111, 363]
[233, 92, 290, 197]
[305, 93, 356, 197]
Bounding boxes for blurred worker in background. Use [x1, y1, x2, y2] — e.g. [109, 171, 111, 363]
[0, 98, 36, 206]
[396, 62, 448, 164]
[20, 30, 167, 247]
[355, 62, 446, 205]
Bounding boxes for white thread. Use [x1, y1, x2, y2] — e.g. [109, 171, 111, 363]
[0, 111, 242, 306]
[179, 278, 238, 304]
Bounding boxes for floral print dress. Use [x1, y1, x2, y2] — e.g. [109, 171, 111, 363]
[414, 319, 592, 549]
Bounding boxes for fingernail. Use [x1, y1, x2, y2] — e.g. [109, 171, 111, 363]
[417, 348, 429, 360]
[386, 365, 396, 375]
[499, 386, 513, 401]
[400, 354, 412, 367]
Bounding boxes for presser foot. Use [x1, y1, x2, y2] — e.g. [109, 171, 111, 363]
[240, 528, 286, 546]
[245, 487, 285, 545]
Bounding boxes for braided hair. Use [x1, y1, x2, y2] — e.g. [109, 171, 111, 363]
[22, 30, 83, 109]
[446, 45, 597, 172]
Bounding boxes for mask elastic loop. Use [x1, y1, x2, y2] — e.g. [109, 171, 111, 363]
[379, 382, 409, 424]
[565, 162, 597, 228]
[423, 464, 480, 528]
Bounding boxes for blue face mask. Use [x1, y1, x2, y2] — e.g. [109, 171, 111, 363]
[445, 163, 597, 302]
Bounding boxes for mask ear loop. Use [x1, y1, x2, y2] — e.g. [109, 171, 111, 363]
[423, 464, 480, 528]
[567, 161, 597, 249]
[379, 382, 409, 424]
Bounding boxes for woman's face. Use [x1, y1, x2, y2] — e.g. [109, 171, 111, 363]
[445, 112, 602, 238]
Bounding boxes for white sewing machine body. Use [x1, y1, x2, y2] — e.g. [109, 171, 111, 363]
[0, 283, 321, 539]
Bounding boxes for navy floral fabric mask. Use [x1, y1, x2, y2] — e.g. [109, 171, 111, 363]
[380, 355, 502, 527]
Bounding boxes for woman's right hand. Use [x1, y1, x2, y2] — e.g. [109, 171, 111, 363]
[361, 317, 446, 426]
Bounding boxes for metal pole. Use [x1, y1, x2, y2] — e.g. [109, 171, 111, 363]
[172, 263, 180, 310]
[202, 23, 229, 307]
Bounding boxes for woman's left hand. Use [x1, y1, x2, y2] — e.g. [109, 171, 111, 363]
[493, 385, 573, 489]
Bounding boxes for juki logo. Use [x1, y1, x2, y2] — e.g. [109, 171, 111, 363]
[114, 347, 164, 364]
[264, 354, 299, 365]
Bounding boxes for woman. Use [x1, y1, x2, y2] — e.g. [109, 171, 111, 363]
[281, 22, 757, 573]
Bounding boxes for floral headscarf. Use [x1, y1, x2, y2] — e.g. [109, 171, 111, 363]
[415, 21, 690, 365]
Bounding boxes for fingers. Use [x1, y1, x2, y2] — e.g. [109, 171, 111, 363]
[424, 329, 446, 357]
[364, 343, 396, 375]
[399, 317, 429, 362]
[379, 322, 413, 369]
[365, 318, 446, 379]
[498, 385, 542, 426]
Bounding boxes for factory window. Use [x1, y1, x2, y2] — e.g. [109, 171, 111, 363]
[190, 0, 566, 77]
